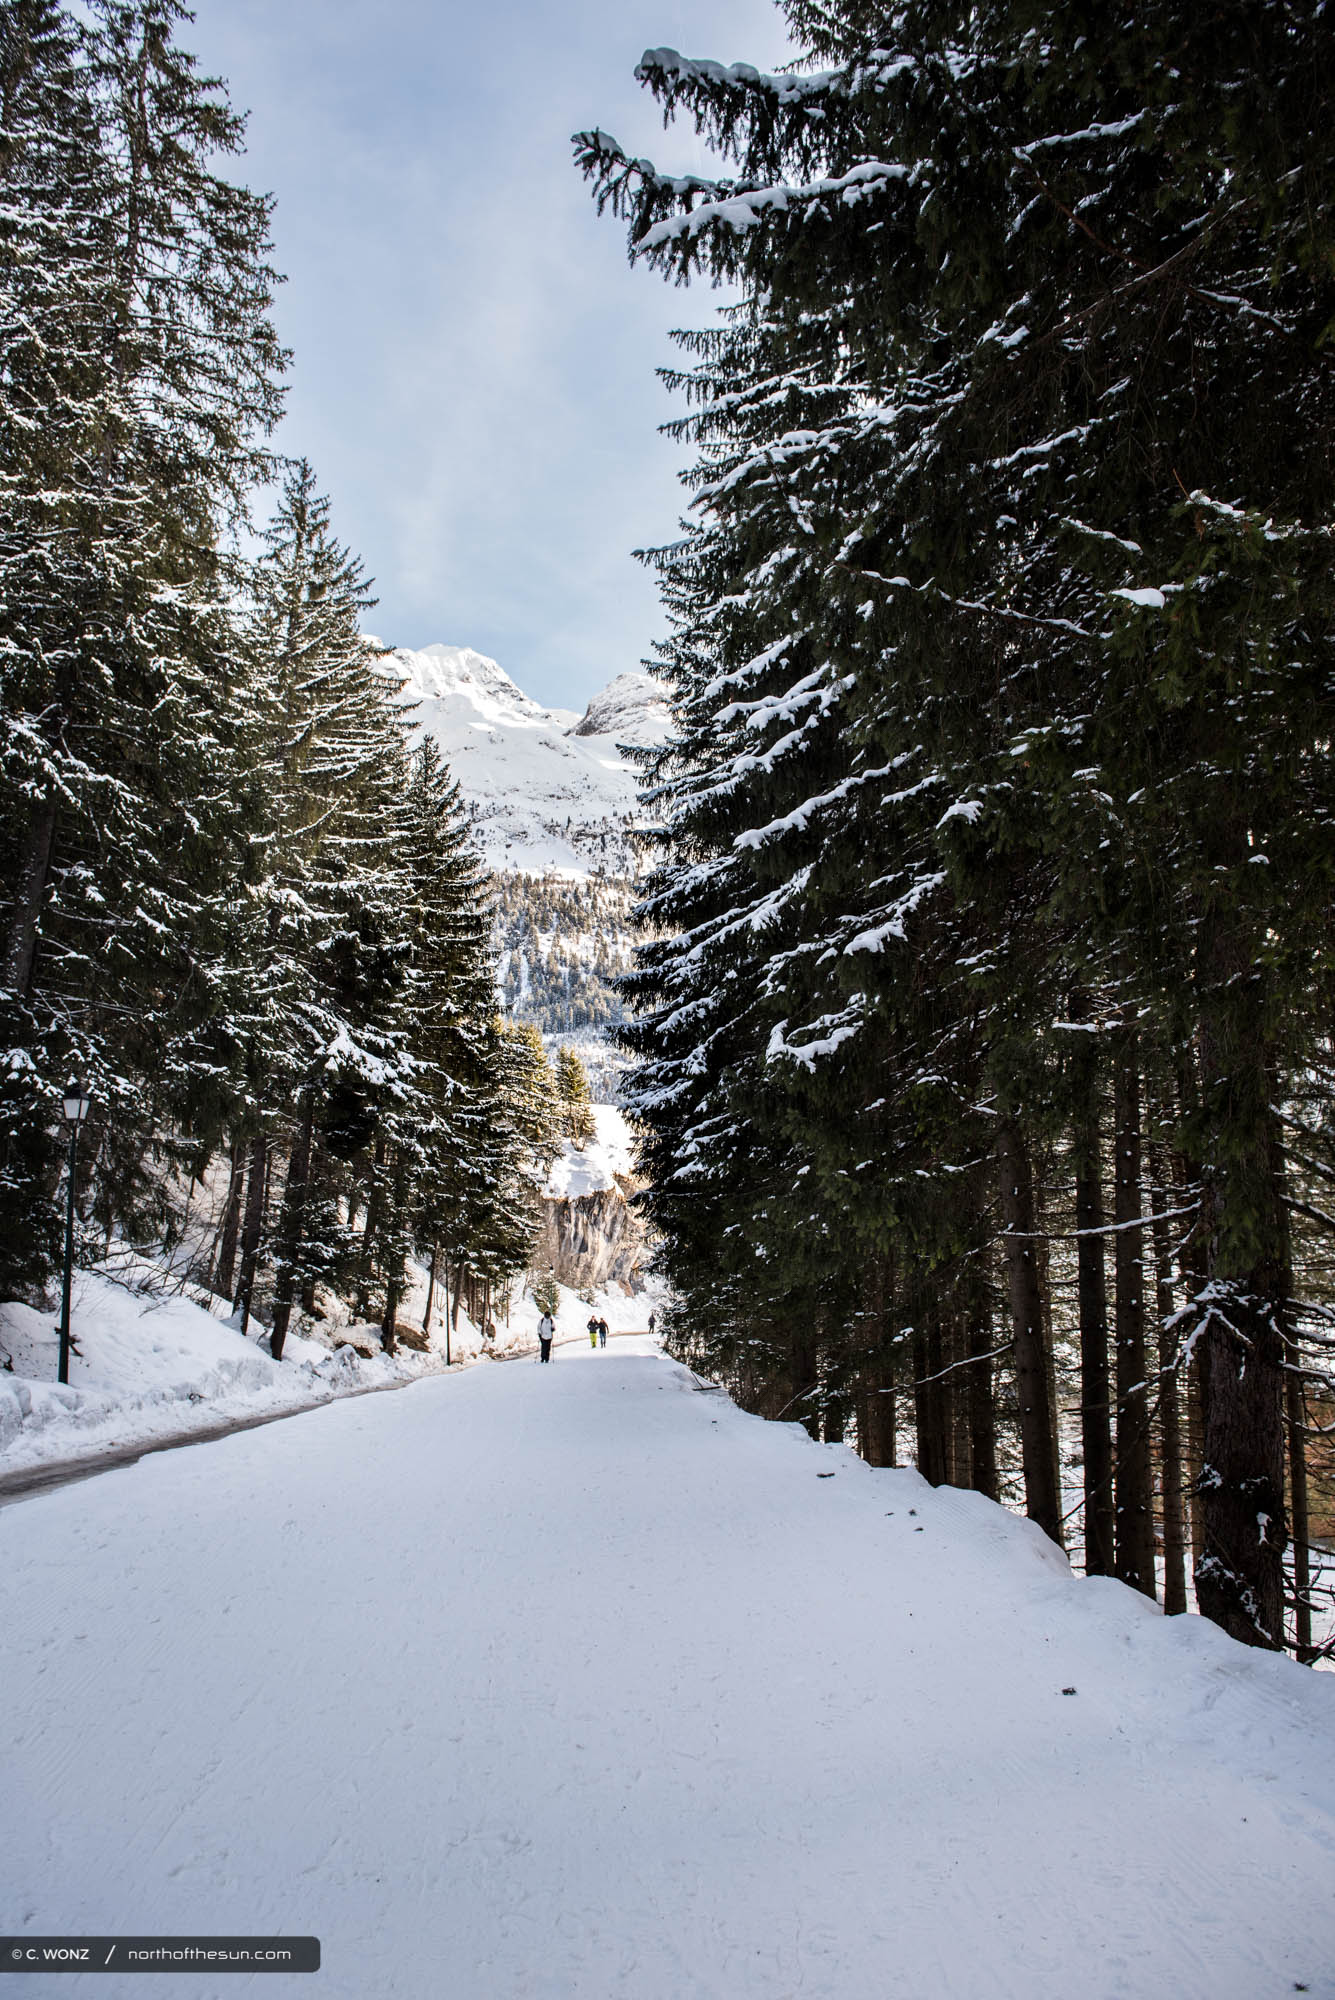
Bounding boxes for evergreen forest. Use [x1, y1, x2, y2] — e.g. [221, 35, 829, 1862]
[493, 870, 634, 1039]
[0, 0, 553, 1354]
[579, 0, 1335, 1659]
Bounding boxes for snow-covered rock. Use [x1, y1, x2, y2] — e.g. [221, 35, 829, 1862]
[571, 670, 672, 743]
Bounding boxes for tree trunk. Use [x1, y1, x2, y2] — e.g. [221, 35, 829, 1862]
[912, 1329, 941, 1484]
[946, 1317, 972, 1489]
[935, 1312, 955, 1488]
[1286, 1360, 1313, 1662]
[380, 1149, 409, 1355]
[213, 1139, 244, 1302]
[233, 1132, 268, 1339]
[423, 1241, 439, 1335]
[1171, 1064, 1209, 1587]
[354, 1137, 386, 1319]
[789, 1328, 820, 1440]
[1036, 1230, 1063, 1514]
[1148, 1141, 1187, 1615]
[996, 1117, 1064, 1546]
[300, 1145, 324, 1317]
[1074, 1080, 1116, 1577]
[1192, 904, 1288, 1649]
[1113, 1052, 1156, 1598]
[822, 1395, 847, 1445]
[269, 1089, 316, 1362]
[967, 1313, 998, 1501]
[857, 1374, 897, 1467]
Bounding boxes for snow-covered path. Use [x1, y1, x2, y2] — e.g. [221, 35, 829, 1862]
[5, 1341, 1335, 1999]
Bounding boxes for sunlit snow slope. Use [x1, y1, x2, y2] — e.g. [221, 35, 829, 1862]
[5, 1344, 1334, 1999]
[388, 641, 671, 877]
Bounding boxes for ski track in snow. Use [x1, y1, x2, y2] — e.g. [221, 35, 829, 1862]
[4, 1340, 1334, 1998]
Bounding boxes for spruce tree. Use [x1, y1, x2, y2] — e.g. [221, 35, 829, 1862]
[239, 460, 415, 1356]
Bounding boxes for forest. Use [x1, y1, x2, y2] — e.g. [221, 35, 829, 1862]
[0, 0, 565, 1354]
[579, 0, 1335, 1659]
[493, 870, 635, 1038]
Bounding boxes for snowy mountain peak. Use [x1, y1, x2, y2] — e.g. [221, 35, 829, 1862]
[391, 642, 576, 731]
[571, 671, 672, 743]
[375, 639, 671, 878]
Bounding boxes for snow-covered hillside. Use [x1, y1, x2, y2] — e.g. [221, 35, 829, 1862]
[387, 641, 671, 878]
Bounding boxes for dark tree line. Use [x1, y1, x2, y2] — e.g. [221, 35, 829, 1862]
[580, 0, 1335, 1655]
[0, 1, 542, 1348]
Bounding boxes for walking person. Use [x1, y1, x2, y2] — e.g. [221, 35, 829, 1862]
[538, 1311, 555, 1363]
[648, 1310, 656, 1338]
[598, 1316, 608, 1348]
[587, 1313, 599, 1349]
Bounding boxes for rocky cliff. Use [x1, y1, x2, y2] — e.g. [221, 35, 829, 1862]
[535, 1108, 650, 1293]
[537, 1177, 647, 1292]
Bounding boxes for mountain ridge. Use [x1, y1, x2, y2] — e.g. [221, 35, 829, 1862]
[379, 639, 671, 879]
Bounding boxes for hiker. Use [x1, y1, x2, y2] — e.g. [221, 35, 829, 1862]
[538, 1312, 555, 1363]
[598, 1316, 609, 1348]
[648, 1310, 656, 1337]
[587, 1313, 599, 1348]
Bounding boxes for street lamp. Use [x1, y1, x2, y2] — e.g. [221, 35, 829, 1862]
[57, 1079, 92, 1386]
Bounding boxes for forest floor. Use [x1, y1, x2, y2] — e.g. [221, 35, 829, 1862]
[5, 1338, 1335, 1998]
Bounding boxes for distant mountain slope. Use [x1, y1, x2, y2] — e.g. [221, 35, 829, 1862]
[388, 641, 671, 878]
[492, 871, 634, 1041]
[375, 641, 670, 1054]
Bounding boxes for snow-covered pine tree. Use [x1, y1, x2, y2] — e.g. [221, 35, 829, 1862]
[237, 461, 416, 1356]
[0, 0, 284, 1284]
[503, 1021, 560, 1171]
[395, 735, 532, 1337]
[582, 0, 1335, 1649]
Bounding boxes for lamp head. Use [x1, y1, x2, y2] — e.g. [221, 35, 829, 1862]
[62, 1080, 92, 1126]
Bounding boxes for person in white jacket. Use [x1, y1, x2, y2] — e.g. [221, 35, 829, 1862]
[538, 1314, 555, 1363]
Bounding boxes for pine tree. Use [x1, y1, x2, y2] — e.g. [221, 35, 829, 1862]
[396, 737, 532, 1336]
[554, 1046, 595, 1147]
[236, 460, 416, 1356]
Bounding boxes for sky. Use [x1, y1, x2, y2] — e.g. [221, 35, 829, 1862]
[186, 0, 795, 713]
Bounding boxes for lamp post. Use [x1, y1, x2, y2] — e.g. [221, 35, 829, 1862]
[57, 1079, 92, 1385]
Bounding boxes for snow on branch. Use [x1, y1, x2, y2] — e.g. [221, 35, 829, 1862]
[635, 48, 841, 108]
[636, 160, 910, 255]
[766, 1002, 867, 1069]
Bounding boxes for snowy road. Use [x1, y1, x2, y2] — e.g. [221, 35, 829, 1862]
[5, 1340, 1335, 1998]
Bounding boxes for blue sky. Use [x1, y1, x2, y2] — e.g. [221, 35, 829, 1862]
[188, 0, 793, 712]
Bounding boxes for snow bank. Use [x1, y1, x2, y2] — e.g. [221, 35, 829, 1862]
[0, 1271, 448, 1480]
